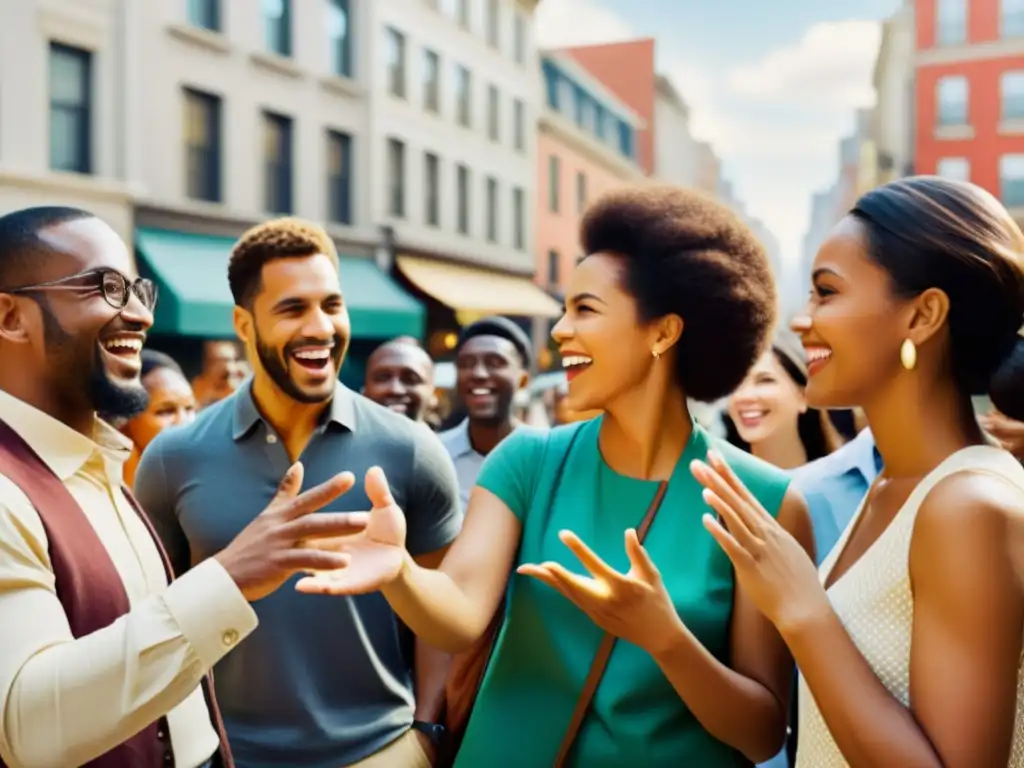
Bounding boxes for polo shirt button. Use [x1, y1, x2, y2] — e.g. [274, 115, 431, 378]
[222, 629, 239, 647]
[266, 434, 278, 444]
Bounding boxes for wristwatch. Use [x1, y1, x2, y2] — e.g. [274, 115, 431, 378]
[412, 720, 447, 746]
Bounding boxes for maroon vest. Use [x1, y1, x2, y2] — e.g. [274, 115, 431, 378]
[0, 419, 233, 768]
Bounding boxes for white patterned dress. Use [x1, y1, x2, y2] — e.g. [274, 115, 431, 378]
[796, 445, 1024, 766]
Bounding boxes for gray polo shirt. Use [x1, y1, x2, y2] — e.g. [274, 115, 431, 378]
[134, 382, 461, 768]
[438, 419, 485, 513]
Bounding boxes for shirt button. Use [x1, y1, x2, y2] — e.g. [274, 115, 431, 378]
[222, 629, 239, 647]
[266, 434, 278, 444]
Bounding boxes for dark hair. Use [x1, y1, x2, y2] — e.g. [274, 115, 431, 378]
[0, 206, 95, 287]
[580, 185, 776, 401]
[850, 177, 1024, 420]
[457, 315, 533, 368]
[141, 349, 185, 380]
[228, 218, 338, 307]
[723, 341, 842, 462]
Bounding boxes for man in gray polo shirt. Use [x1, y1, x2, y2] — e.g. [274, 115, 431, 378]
[439, 317, 531, 510]
[135, 218, 461, 768]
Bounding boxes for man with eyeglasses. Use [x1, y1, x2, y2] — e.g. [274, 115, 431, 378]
[0, 206, 369, 768]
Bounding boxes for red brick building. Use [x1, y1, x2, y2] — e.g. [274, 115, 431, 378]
[915, 0, 1024, 215]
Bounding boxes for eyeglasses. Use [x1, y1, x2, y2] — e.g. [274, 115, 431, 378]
[3, 269, 158, 311]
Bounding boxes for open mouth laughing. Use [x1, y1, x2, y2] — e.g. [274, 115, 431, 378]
[561, 353, 593, 382]
[99, 333, 145, 377]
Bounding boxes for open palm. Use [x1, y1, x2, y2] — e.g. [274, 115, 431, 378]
[294, 466, 407, 595]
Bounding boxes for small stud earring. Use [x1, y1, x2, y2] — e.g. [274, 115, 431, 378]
[900, 338, 917, 371]
[652, 348, 660, 359]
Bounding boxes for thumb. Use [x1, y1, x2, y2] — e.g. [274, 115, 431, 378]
[625, 529, 659, 582]
[366, 466, 396, 509]
[273, 463, 305, 504]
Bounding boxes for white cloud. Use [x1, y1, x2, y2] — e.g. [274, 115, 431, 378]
[534, 0, 634, 48]
[728, 21, 882, 108]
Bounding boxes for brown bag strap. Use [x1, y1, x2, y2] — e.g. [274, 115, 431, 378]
[552, 480, 669, 767]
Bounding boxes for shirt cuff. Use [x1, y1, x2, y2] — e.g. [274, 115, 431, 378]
[162, 558, 259, 671]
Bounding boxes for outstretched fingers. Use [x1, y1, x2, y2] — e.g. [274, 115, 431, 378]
[281, 471, 356, 520]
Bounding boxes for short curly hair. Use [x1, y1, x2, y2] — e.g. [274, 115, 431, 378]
[580, 185, 776, 402]
[228, 217, 338, 307]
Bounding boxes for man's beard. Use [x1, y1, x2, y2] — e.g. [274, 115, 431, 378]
[41, 301, 149, 420]
[253, 324, 341, 404]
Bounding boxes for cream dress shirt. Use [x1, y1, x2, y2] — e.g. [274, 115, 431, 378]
[0, 389, 258, 768]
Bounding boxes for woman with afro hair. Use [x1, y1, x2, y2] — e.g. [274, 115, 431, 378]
[295, 185, 814, 766]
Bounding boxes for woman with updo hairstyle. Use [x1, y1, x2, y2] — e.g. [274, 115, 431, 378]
[120, 349, 196, 488]
[690, 176, 1024, 766]
[724, 334, 844, 469]
[295, 186, 815, 765]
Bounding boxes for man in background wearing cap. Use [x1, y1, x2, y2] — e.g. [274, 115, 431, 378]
[439, 317, 532, 512]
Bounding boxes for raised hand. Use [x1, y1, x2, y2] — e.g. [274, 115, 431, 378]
[517, 529, 684, 656]
[214, 462, 368, 602]
[691, 450, 828, 631]
[295, 466, 408, 596]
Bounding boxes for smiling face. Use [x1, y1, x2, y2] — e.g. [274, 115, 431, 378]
[728, 350, 807, 446]
[455, 335, 526, 424]
[795, 216, 909, 409]
[237, 254, 350, 404]
[551, 253, 674, 413]
[0, 217, 155, 419]
[123, 366, 196, 452]
[364, 343, 435, 421]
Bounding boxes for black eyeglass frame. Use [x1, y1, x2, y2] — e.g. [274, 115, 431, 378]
[2, 268, 158, 311]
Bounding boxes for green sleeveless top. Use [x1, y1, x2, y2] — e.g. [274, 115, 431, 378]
[454, 417, 790, 767]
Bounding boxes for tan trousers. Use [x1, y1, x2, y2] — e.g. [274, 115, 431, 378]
[349, 729, 433, 768]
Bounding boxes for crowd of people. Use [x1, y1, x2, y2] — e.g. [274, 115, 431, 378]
[1, 176, 1024, 767]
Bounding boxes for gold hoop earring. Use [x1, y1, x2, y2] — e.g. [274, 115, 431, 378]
[900, 338, 917, 371]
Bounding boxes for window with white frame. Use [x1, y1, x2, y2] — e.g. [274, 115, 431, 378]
[385, 28, 406, 98]
[1001, 154, 1024, 205]
[936, 75, 968, 126]
[936, 0, 967, 45]
[455, 65, 471, 127]
[423, 49, 440, 113]
[1002, 70, 1024, 120]
[387, 137, 405, 217]
[936, 157, 970, 181]
[486, 176, 499, 242]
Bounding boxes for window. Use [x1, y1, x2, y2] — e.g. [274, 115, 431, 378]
[183, 88, 221, 202]
[487, 84, 499, 141]
[548, 155, 560, 212]
[187, 0, 220, 31]
[486, 177, 498, 242]
[513, 98, 525, 151]
[423, 50, 440, 113]
[513, 13, 526, 64]
[424, 152, 440, 226]
[576, 171, 587, 213]
[386, 28, 406, 98]
[456, 164, 470, 234]
[387, 138, 405, 217]
[457, 0, 470, 29]
[512, 187, 525, 250]
[1000, 153, 1024, 206]
[49, 43, 92, 174]
[263, 0, 291, 57]
[263, 111, 293, 213]
[455, 65, 471, 127]
[1003, 71, 1024, 120]
[936, 75, 968, 125]
[1003, 0, 1024, 38]
[327, 130, 353, 224]
[547, 250, 559, 286]
[486, 0, 499, 48]
[329, 0, 351, 77]
[936, 157, 970, 181]
[936, 0, 966, 45]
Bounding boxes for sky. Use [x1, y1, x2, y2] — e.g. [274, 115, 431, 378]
[534, 0, 901, 281]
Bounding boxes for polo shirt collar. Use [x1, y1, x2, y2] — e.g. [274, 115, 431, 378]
[232, 379, 357, 441]
[446, 419, 478, 459]
[0, 387, 132, 480]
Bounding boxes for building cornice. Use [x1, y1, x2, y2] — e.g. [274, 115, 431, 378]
[539, 109, 646, 180]
[916, 36, 1024, 67]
